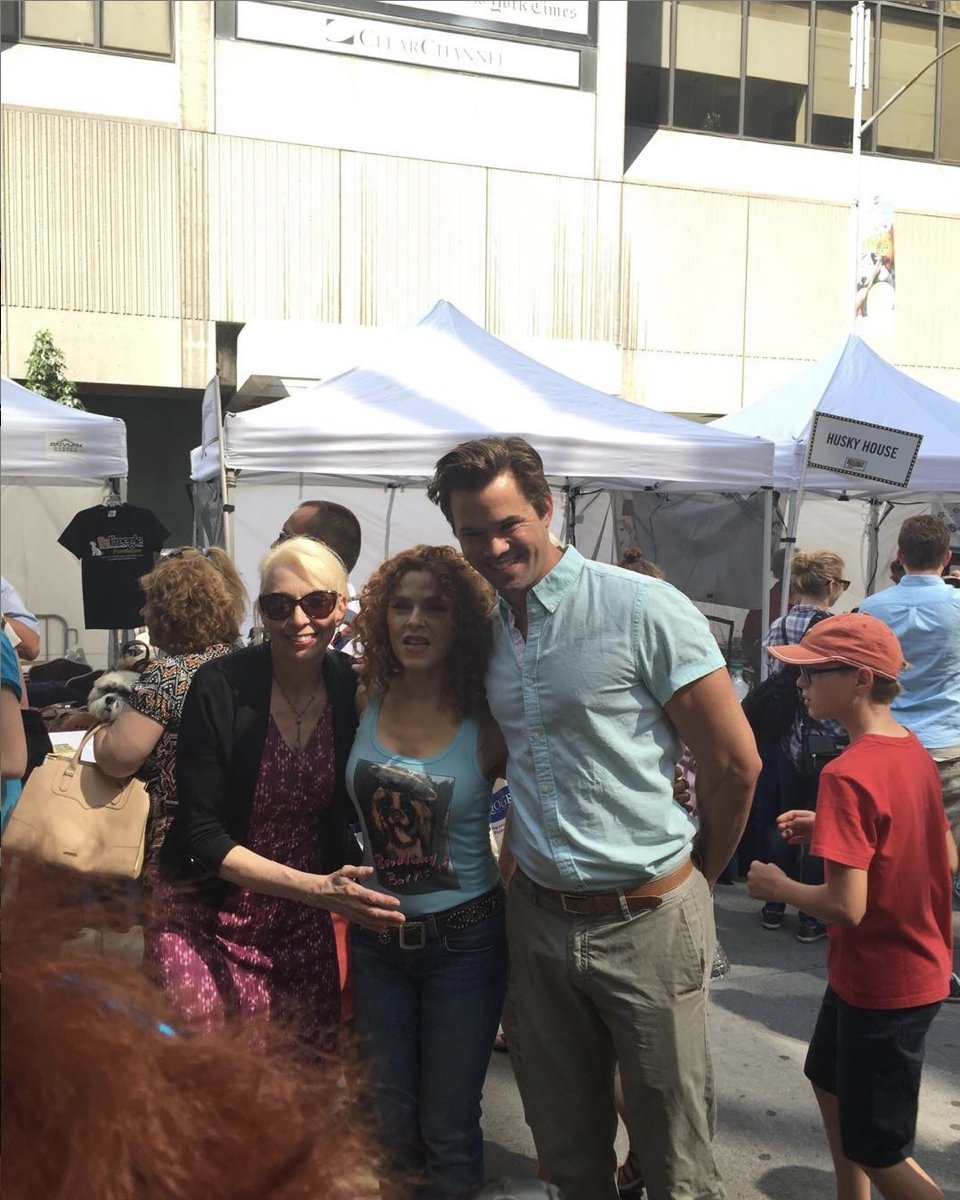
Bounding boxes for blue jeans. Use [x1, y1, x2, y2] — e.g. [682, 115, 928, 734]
[350, 911, 508, 1200]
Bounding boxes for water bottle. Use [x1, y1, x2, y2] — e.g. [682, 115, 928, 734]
[729, 662, 749, 702]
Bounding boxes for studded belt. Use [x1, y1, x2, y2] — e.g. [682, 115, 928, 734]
[520, 856, 694, 918]
[375, 883, 505, 950]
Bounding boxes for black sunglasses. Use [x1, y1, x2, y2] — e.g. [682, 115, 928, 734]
[258, 590, 339, 621]
[799, 665, 856, 682]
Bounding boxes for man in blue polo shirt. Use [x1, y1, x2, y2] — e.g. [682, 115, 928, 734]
[428, 437, 761, 1200]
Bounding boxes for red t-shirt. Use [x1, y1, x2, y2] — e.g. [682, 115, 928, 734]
[811, 731, 952, 1009]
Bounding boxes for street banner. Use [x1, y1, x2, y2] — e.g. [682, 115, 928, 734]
[808, 412, 921, 489]
[855, 197, 895, 335]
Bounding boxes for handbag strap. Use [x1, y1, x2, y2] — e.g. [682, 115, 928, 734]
[64, 723, 109, 777]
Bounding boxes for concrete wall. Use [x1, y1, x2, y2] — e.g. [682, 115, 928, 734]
[2, 1, 958, 411]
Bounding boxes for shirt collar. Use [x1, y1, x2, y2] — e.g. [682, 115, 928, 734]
[496, 545, 584, 618]
[898, 574, 951, 589]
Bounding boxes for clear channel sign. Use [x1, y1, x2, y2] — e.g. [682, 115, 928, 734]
[807, 412, 922, 489]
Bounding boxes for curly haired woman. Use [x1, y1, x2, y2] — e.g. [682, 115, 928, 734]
[348, 545, 508, 1200]
[94, 547, 248, 889]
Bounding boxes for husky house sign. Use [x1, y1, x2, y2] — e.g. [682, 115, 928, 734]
[807, 413, 922, 489]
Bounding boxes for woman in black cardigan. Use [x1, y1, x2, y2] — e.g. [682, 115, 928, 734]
[151, 536, 402, 1043]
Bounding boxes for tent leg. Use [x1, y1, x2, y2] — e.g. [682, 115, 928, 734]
[780, 487, 803, 620]
[384, 484, 398, 562]
[864, 500, 886, 597]
[759, 489, 773, 681]
[224, 468, 237, 562]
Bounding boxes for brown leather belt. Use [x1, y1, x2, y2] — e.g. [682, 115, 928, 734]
[522, 856, 694, 917]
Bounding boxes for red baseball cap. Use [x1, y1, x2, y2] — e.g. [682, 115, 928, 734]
[767, 612, 904, 679]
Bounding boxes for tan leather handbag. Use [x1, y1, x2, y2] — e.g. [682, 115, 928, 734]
[2, 724, 150, 878]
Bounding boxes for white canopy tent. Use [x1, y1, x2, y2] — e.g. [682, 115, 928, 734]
[200, 302, 776, 627]
[712, 338, 960, 651]
[1, 376, 128, 667]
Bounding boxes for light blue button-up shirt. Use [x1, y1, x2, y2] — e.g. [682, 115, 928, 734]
[859, 575, 960, 750]
[487, 546, 725, 891]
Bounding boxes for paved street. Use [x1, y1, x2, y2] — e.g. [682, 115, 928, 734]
[482, 882, 960, 1199]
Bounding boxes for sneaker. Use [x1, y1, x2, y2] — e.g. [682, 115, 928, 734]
[760, 903, 785, 930]
[797, 918, 828, 944]
[710, 942, 731, 981]
[947, 973, 960, 1004]
[617, 1149, 645, 1200]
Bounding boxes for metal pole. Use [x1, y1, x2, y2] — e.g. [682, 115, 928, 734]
[759, 488, 773, 681]
[848, 0, 869, 335]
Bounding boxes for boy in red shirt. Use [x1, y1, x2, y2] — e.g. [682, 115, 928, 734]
[747, 613, 956, 1200]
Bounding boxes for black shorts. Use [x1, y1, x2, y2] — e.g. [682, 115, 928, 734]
[804, 985, 941, 1169]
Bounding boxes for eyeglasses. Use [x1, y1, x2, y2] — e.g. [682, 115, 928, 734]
[799, 665, 856, 683]
[258, 590, 339, 621]
[836, 578, 851, 592]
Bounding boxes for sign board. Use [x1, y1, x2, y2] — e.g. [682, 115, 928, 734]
[260, 0, 595, 43]
[807, 412, 922, 489]
[237, 1, 582, 86]
[367, 1, 591, 39]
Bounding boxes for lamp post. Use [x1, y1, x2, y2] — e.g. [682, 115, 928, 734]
[848, 1, 959, 333]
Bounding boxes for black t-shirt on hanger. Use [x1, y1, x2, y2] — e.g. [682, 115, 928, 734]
[58, 504, 170, 630]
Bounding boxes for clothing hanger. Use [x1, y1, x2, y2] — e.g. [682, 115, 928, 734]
[102, 480, 123, 507]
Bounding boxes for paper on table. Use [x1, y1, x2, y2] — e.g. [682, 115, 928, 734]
[47, 730, 99, 763]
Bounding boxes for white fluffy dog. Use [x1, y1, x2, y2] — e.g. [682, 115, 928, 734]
[85, 642, 152, 723]
[86, 669, 140, 723]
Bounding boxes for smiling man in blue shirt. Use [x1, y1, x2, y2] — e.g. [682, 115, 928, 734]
[428, 437, 761, 1200]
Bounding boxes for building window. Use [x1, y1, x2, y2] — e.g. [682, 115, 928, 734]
[625, 0, 670, 127]
[674, 0, 741, 134]
[626, 0, 958, 166]
[812, 2, 871, 149]
[876, 5, 937, 157]
[19, 0, 173, 58]
[744, 1, 810, 143]
[943, 19, 960, 160]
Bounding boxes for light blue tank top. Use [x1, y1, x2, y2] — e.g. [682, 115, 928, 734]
[346, 697, 499, 917]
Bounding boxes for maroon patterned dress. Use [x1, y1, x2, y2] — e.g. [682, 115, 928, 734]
[147, 707, 341, 1045]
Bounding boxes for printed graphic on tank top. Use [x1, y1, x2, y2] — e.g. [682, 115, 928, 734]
[351, 760, 458, 894]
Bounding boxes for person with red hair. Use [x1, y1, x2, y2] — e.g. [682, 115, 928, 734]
[0, 874, 380, 1200]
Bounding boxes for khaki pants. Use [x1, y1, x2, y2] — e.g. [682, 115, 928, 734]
[506, 867, 723, 1200]
[931, 746, 960, 852]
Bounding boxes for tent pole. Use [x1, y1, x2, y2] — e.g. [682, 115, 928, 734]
[563, 484, 577, 548]
[759, 489, 773, 681]
[780, 487, 801, 621]
[864, 499, 884, 597]
[384, 484, 398, 561]
[224, 468, 237, 562]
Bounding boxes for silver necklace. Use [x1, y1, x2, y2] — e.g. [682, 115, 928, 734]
[272, 673, 323, 750]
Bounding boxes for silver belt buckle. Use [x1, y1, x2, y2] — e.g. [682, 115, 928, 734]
[398, 921, 427, 950]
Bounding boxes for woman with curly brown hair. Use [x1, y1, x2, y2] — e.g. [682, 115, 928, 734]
[347, 544, 508, 1200]
[94, 547, 248, 889]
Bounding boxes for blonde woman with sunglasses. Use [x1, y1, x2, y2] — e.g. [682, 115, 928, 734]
[758, 549, 851, 944]
[151, 536, 402, 1046]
